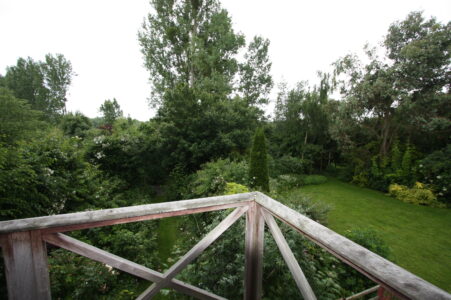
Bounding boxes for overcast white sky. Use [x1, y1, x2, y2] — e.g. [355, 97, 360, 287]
[1, 0, 449, 121]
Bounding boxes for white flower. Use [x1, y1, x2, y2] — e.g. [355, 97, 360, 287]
[43, 168, 54, 176]
[437, 175, 442, 179]
[93, 136, 105, 144]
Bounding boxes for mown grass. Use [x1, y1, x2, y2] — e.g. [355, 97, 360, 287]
[294, 177, 451, 292]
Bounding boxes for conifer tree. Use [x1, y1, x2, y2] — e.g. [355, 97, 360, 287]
[249, 127, 269, 192]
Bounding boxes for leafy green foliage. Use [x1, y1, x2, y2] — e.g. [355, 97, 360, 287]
[49, 249, 120, 299]
[272, 79, 336, 173]
[275, 191, 330, 225]
[224, 182, 249, 195]
[332, 12, 450, 192]
[49, 220, 159, 299]
[249, 128, 270, 192]
[388, 183, 444, 207]
[176, 200, 342, 299]
[60, 111, 93, 138]
[271, 174, 304, 193]
[154, 84, 258, 173]
[239, 36, 273, 106]
[138, 0, 271, 175]
[0, 127, 130, 220]
[419, 145, 451, 203]
[339, 229, 392, 295]
[86, 119, 149, 186]
[271, 155, 312, 176]
[0, 88, 44, 145]
[99, 98, 123, 128]
[139, 0, 245, 106]
[271, 174, 327, 194]
[188, 158, 249, 198]
[302, 175, 327, 186]
[2, 54, 74, 119]
[351, 143, 420, 192]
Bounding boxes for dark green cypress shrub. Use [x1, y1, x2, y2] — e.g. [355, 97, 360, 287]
[249, 127, 270, 192]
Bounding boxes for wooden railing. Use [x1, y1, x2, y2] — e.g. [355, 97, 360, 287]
[0, 192, 450, 300]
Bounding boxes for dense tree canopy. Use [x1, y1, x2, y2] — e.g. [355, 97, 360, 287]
[99, 98, 123, 128]
[139, 0, 272, 173]
[1, 54, 74, 120]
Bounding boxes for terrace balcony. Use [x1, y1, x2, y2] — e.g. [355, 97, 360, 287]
[0, 192, 449, 300]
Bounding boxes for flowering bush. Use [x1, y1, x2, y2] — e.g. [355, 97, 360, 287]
[418, 145, 451, 204]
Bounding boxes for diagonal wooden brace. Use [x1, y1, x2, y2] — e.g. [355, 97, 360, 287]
[138, 206, 248, 299]
[43, 233, 226, 300]
[262, 209, 316, 300]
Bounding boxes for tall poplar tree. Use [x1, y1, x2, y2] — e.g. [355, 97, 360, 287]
[3, 54, 74, 119]
[139, 0, 245, 107]
[139, 0, 272, 172]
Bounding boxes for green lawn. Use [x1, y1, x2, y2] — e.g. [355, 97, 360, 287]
[296, 178, 451, 292]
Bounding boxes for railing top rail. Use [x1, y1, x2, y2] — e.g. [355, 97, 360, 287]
[0, 192, 256, 234]
[255, 192, 451, 300]
[1, 191, 449, 300]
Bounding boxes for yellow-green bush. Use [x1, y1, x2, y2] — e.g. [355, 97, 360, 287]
[388, 183, 444, 208]
[224, 182, 249, 195]
[388, 183, 407, 197]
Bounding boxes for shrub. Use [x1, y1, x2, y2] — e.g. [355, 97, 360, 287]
[49, 249, 120, 298]
[271, 174, 304, 192]
[249, 128, 270, 192]
[272, 155, 312, 176]
[60, 112, 92, 138]
[275, 191, 330, 225]
[176, 200, 342, 299]
[419, 145, 451, 204]
[338, 228, 392, 296]
[302, 174, 327, 186]
[388, 183, 406, 198]
[189, 158, 249, 198]
[270, 174, 327, 194]
[224, 182, 249, 195]
[352, 172, 369, 187]
[388, 183, 444, 208]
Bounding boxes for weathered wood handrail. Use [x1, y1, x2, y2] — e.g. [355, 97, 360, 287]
[255, 192, 451, 300]
[0, 192, 254, 234]
[0, 192, 450, 300]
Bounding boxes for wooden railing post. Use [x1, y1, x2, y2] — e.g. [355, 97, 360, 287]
[2, 231, 51, 300]
[244, 201, 264, 300]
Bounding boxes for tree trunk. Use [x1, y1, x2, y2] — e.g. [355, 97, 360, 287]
[380, 114, 392, 157]
[188, 10, 198, 88]
[301, 131, 308, 160]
